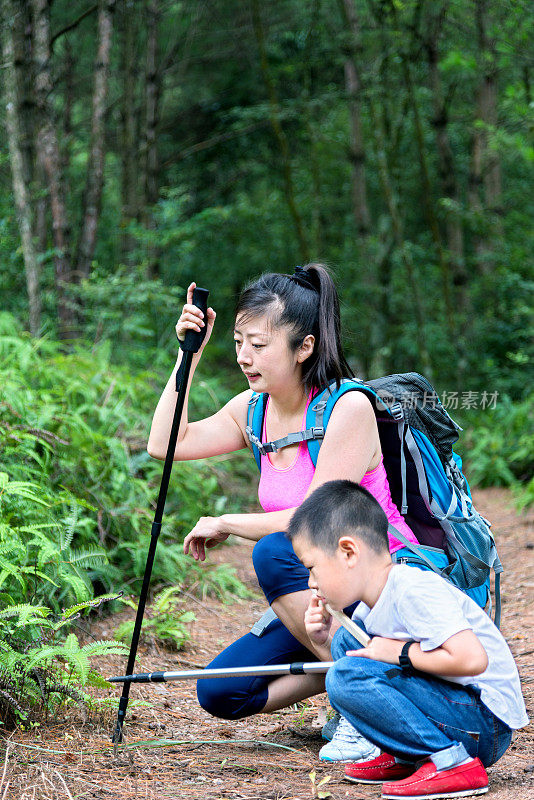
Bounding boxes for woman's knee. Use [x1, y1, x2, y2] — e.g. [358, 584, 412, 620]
[252, 531, 293, 599]
[196, 679, 236, 720]
[196, 678, 268, 721]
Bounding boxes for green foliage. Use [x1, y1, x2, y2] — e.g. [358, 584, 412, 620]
[115, 587, 196, 650]
[189, 563, 256, 604]
[0, 315, 239, 601]
[0, 316, 252, 724]
[460, 394, 534, 507]
[0, 473, 109, 606]
[0, 597, 127, 726]
[71, 264, 186, 370]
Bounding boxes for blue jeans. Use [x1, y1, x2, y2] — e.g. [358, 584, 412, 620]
[327, 628, 512, 769]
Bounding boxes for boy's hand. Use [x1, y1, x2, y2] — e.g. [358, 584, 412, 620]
[304, 592, 332, 646]
[348, 629, 488, 677]
[347, 636, 403, 665]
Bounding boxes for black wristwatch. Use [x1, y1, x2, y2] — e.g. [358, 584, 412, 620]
[399, 640, 416, 671]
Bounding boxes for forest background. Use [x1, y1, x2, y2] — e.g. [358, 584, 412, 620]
[0, 0, 532, 724]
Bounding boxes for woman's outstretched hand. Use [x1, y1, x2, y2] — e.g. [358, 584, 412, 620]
[183, 517, 230, 561]
[175, 282, 216, 353]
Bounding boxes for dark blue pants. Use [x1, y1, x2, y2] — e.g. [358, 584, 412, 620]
[197, 532, 318, 720]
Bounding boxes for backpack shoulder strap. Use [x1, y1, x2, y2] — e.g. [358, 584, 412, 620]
[246, 392, 267, 471]
[245, 389, 328, 465]
[306, 378, 389, 466]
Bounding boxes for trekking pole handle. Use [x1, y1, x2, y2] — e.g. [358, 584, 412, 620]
[181, 287, 210, 353]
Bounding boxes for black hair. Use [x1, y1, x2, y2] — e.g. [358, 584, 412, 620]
[235, 262, 354, 391]
[287, 480, 389, 555]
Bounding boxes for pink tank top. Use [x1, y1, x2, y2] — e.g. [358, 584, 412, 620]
[257, 393, 418, 553]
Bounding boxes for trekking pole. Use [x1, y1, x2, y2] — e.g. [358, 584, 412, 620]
[112, 287, 210, 745]
[109, 661, 334, 684]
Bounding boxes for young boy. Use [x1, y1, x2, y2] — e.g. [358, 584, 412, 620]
[287, 480, 528, 799]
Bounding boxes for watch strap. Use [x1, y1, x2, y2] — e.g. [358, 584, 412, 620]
[399, 639, 416, 671]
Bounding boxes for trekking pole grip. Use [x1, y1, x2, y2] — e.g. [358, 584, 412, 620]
[182, 287, 210, 353]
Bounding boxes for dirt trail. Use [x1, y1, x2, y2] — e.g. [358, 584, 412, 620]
[3, 489, 533, 799]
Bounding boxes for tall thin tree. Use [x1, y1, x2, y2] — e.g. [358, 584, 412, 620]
[75, 0, 116, 280]
[250, 0, 309, 263]
[32, 0, 73, 336]
[2, 0, 41, 336]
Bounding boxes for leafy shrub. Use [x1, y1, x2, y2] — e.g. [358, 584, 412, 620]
[0, 597, 127, 726]
[0, 315, 253, 724]
[70, 265, 186, 370]
[115, 587, 196, 650]
[188, 563, 256, 603]
[460, 394, 533, 507]
[0, 313, 246, 597]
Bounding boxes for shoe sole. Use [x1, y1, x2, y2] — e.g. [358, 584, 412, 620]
[345, 775, 386, 784]
[321, 757, 372, 763]
[320, 749, 381, 763]
[382, 787, 488, 799]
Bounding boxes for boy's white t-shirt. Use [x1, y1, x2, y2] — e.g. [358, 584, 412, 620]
[352, 563, 528, 730]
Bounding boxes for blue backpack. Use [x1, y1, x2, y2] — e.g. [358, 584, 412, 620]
[246, 372, 503, 626]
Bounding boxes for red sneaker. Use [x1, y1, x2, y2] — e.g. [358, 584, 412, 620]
[344, 752, 415, 784]
[381, 756, 489, 799]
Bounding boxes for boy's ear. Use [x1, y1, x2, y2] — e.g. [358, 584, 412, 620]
[338, 536, 360, 563]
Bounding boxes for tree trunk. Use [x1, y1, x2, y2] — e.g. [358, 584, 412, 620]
[475, 0, 502, 216]
[75, 0, 116, 280]
[391, 5, 454, 339]
[32, 0, 76, 337]
[469, 0, 502, 272]
[338, 0, 380, 376]
[368, 98, 433, 378]
[119, 0, 140, 260]
[423, 3, 468, 313]
[61, 39, 74, 189]
[144, 0, 161, 277]
[250, 0, 309, 263]
[2, 0, 41, 336]
[340, 0, 371, 237]
[302, 0, 322, 256]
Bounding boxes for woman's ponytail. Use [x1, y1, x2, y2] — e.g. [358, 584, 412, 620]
[235, 262, 353, 392]
[300, 263, 353, 390]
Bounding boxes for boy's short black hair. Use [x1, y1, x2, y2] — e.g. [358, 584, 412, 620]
[287, 479, 389, 555]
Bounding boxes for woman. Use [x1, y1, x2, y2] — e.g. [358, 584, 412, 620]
[147, 263, 419, 759]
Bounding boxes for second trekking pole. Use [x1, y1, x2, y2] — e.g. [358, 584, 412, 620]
[112, 286, 210, 744]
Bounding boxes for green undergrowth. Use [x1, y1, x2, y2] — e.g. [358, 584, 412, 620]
[115, 587, 196, 650]
[0, 313, 254, 724]
[459, 393, 534, 510]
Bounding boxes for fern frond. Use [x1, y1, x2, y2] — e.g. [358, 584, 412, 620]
[0, 604, 49, 621]
[81, 639, 128, 657]
[152, 585, 183, 613]
[0, 474, 49, 506]
[60, 591, 124, 618]
[63, 546, 107, 567]
[57, 572, 91, 603]
[60, 505, 78, 551]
